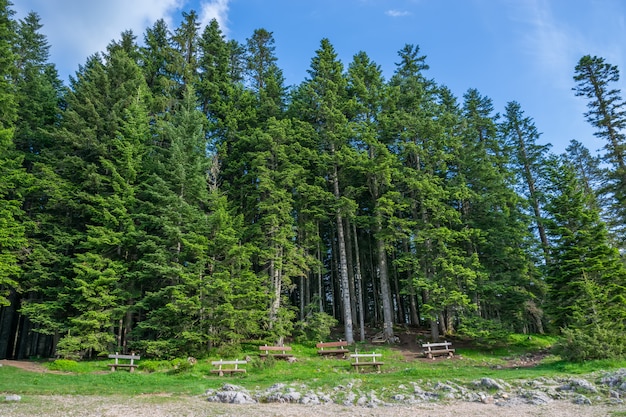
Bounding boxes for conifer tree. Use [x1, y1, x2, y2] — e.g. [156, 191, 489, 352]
[384, 44, 474, 340]
[297, 39, 355, 343]
[573, 55, 626, 237]
[544, 157, 626, 358]
[564, 140, 608, 217]
[500, 101, 551, 263]
[13, 12, 62, 170]
[245, 28, 285, 121]
[172, 10, 200, 87]
[458, 90, 543, 334]
[140, 19, 182, 114]
[52, 42, 151, 356]
[0, 0, 26, 308]
[346, 51, 399, 340]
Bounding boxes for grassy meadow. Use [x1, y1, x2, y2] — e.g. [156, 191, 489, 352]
[2, 334, 626, 400]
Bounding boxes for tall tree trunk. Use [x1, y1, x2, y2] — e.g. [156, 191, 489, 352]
[331, 160, 354, 344]
[514, 125, 549, 263]
[344, 217, 358, 327]
[374, 220, 394, 340]
[352, 222, 366, 341]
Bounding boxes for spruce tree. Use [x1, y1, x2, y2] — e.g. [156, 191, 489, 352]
[245, 28, 286, 121]
[0, 0, 26, 309]
[13, 12, 62, 170]
[297, 39, 355, 343]
[140, 19, 182, 114]
[500, 101, 551, 263]
[458, 89, 543, 335]
[573, 55, 626, 238]
[544, 157, 626, 358]
[346, 51, 399, 340]
[384, 44, 474, 340]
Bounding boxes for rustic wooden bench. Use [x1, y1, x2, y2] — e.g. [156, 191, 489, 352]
[422, 341, 455, 359]
[316, 340, 349, 358]
[210, 359, 247, 376]
[259, 344, 294, 360]
[108, 352, 140, 372]
[350, 352, 383, 372]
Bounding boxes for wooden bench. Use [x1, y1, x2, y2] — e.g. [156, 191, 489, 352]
[350, 352, 383, 372]
[210, 359, 247, 376]
[422, 341, 455, 359]
[108, 352, 140, 372]
[316, 340, 349, 358]
[259, 345, 294, 360]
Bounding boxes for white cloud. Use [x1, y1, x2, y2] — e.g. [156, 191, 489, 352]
[13, 0, 232, 80]
[14, 0, 184, 79]
[385, 10, 411, 18]
[513, 0, 574, 88]
[199, 0, 231, 34]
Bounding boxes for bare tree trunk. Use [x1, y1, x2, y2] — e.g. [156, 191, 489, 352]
[316, 222, 323, 313]
[268, 251, 283, 329]
[331, 158, 354, 344]
[344, 217, 358, 328]
[374, 220, 394, 340]
[352, 222, 366, 342]
[514, 125, 549, 263]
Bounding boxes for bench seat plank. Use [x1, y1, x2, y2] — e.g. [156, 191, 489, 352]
[259, 345, 294, 360]
[108, 353, 140, 372]
[422, 341, 455, 359]
[211, 359, 247, 376]
[350, 353, 384, 372]
[316, 340, 349, 357]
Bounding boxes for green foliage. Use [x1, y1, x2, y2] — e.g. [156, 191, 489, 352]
[249, 354, 275, 371]
[8, 2, 626, 363]
[294, 311, 338, 342]
[215, 342, 242, 359]
[138, 360, 165, 373]
[129, 340, 180, 361]
[168, 358, 194, 374]
[456, 314, 510, 347]
[267, 306, 296, 343]
[553, 325, 626, 361]
[54, 336, 85, 360]
[47, 359, 80, 372]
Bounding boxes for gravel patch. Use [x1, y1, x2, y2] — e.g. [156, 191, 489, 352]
[0, 394, 624, 417]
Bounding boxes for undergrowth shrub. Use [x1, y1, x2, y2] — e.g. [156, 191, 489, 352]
[456, 314, 510, 347]
[129, 340, 178, 360]
[250, 354, 275, 371]
[47, 359, 80, 372]
[139, 359, 166, 373]
[216, 343, 242, 358]
[294, 312, 338, 342]
[168, 358, 193, 374]
[553, 326, 626, 361]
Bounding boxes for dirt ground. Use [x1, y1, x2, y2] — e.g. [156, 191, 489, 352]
[0, 392, 624, 417]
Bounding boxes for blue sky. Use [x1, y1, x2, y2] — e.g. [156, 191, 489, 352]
[13, 0, 626, 154]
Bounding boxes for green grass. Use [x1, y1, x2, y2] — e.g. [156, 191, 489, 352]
[1, 334, 625, 398]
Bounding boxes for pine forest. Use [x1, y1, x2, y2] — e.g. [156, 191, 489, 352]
[1, 2, 625, 362]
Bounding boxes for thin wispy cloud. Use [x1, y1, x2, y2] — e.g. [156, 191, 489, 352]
[198, 0, 230, 34]
[386, 10, 411, 17]
[512, 0, 577, 90]
[516, 0, 626, 93]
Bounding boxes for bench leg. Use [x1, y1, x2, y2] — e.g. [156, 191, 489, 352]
[110, 366, 116, 372]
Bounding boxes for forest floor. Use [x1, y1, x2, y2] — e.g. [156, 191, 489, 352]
[1, 327, 549, 372]
[0, 330, 623, 417]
